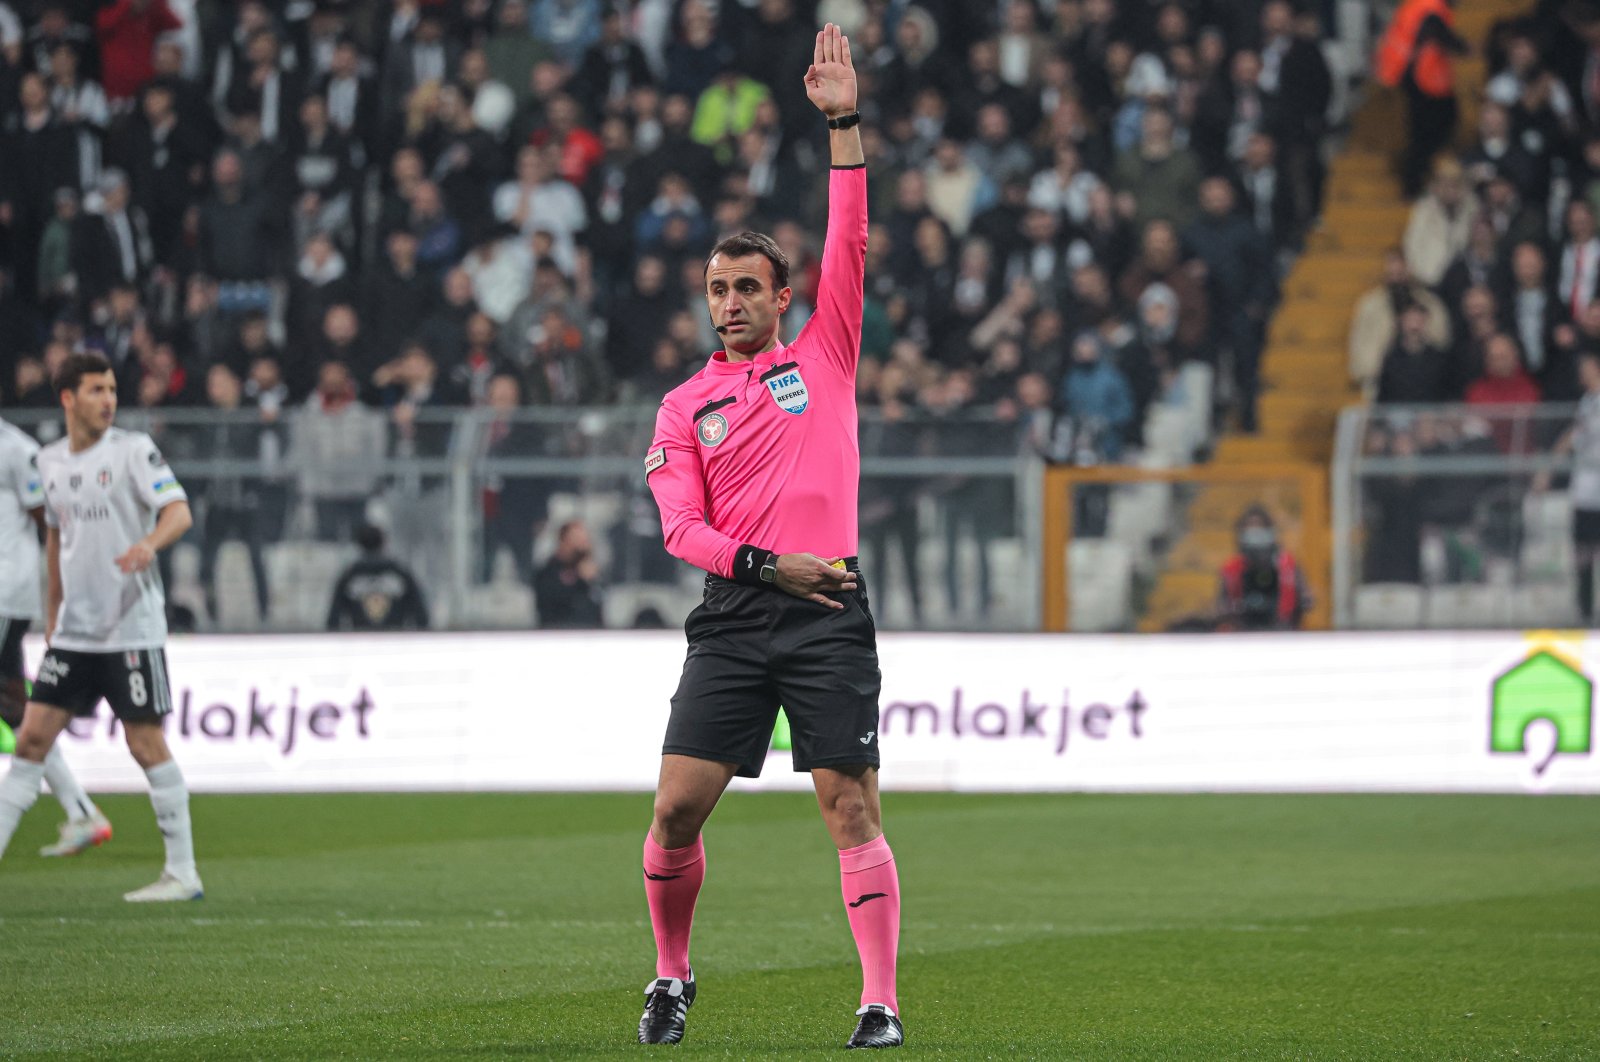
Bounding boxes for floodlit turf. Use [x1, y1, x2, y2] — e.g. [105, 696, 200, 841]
[1, 792, 1597, 1060]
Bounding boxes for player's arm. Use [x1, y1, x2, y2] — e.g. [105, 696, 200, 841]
[118, 437, 193, 573]
[29, 507, 45, 543]
[801, 23, 867, 377]
[1534, 424, 1578, 492]
[45, 526, 62, 644]
[648, 399, 857, 608]
[117, 499, 192, 574]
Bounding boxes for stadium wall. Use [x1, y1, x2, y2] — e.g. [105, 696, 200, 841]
[18, 631, 1598, 795]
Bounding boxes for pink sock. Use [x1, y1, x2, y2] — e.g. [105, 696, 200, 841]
[643, 832, 705, 980]
[839, 834, 900, 1014]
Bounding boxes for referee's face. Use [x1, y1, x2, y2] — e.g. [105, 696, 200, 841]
[705, 253, 791, 356]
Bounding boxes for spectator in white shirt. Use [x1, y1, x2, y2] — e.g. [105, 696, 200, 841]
[492, 144, 587, 266]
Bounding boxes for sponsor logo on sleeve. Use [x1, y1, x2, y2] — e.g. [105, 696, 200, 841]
[153, 476, 180, 494]
[645, 446, 667, 475]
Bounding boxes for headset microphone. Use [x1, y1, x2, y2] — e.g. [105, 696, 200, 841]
[713, 324, 729, 334]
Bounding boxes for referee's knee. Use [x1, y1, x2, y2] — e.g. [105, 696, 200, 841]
[651, 795, 709, 849]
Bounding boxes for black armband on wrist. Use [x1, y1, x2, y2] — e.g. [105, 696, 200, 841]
[733, 544, 778, 587]
[827, 111, 861, 130]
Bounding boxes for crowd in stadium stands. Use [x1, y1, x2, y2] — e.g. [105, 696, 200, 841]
[1360, 7, 1600, 413]
[1352, 2, 1600, 612]
[0, 0, 1346, 459]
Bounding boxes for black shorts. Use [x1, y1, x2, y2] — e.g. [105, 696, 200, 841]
[29, 647, 174, 723]
[1576, 509, 1600, 547]
[0, 617, 29, 726]
[665, 563, 882, 778]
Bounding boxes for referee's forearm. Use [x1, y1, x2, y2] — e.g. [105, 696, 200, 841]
[829, 126, 863, 167]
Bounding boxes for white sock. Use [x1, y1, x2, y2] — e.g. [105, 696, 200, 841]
[43, 744, 97, 822]
[144, 760, 197, 882]
[0, 758, 46, 860]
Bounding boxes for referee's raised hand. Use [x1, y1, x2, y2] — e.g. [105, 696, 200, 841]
[775, 554, 859, 609]
[804, 23, 856, 118]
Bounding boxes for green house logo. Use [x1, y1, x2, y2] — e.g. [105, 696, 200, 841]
[770, 709, 792, 753]
[1490, 650, 1593, 775]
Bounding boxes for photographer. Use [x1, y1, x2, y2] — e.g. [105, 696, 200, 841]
[1216, 505, 1311, 631]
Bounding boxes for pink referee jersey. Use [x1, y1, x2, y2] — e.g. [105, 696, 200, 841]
[645, 165, 868, 578]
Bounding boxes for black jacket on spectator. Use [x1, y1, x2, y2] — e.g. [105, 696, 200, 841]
[630, 131, 720, 213]
[1377, 341, 1451, 403]
[1261, 38, 1331, 148]
[606, 287, 681, 382]
[1, 114, 78, 215]
[572, 39, 654, 120]
[315, 70, 382, 162]
[327, 556, 430, 631]
[1184, 210, 1278, 313]
[199, 189, 278, 281]
[1237, 164, 1298, 251]
[71, 207, 155, 299]
[363, 261, 436, 366]
[533, 556, 603, 628]
[111, 115, 209, 262]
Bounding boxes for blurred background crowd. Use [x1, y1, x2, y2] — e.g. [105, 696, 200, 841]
[0, 0, 1349, 459]
[0, 0, 1594, 632]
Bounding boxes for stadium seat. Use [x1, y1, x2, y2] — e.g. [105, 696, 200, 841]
[1353, 583, 1424, 629]
[1519, 536, 1574, 584]
[213, 542, 264, 631]
[1522, 493, 1572, 542]
[1106, 482, 1172, 550]
[985, 537, 1028, 627]
[1069, 539, 1133, 631]
[1423, 584, 1509, 629]
[1142, 406, 1193, 467]
[602, 583, 698, 629]
[465, 582, 534, 629]
[265, 543, 355, 629]
[1512, 584, 1579, 628]
[1178, 362, 1214, 455]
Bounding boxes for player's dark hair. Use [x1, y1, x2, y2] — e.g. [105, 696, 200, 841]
[55, 351, 114, 396]
[704, 231, 790, 291]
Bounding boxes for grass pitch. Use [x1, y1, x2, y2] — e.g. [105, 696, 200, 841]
[1, 791, 1597, 1060]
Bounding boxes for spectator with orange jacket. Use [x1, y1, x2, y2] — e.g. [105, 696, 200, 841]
[1375, 0, 1468, 197]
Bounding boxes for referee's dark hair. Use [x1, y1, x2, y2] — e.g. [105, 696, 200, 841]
[55, 350, 115, 397]
[704, 231, 790, 291]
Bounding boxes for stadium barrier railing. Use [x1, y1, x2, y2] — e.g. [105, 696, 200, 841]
[3, 406, 1041, 633]
[1331, 403, 1583, 629]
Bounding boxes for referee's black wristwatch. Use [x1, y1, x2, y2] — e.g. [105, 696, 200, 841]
[734, 544, 780, 587]
[826, 111, 861, 130]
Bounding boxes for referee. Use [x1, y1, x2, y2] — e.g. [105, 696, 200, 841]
[637, 25, 902, 1051]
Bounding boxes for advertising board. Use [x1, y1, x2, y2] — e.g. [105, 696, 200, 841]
[14, 630, 1596, 793]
